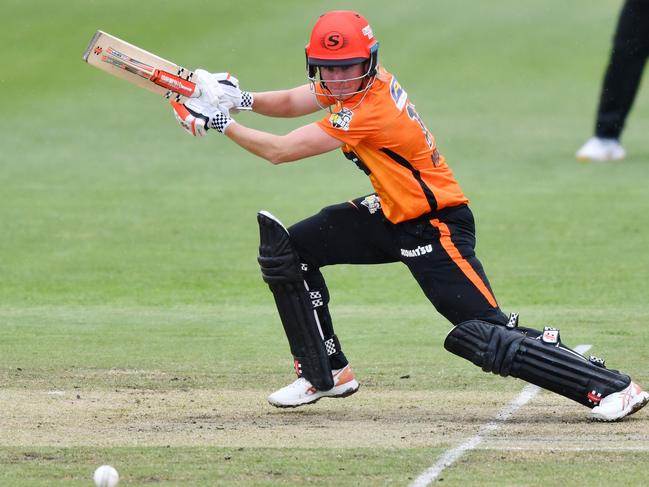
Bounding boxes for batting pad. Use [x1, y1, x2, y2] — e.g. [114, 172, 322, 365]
[257, 211, 334, 391]
[444, 320, 630, 408]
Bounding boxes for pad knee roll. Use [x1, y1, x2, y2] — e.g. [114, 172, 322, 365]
[444, 320, 630, 408]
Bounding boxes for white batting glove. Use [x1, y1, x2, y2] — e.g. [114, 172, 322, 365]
[193, 68, 254, 113]
[171, 99, 209, 136]
[171, 98, 234, 136]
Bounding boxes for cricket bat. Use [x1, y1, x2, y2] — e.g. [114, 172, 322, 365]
[82, 30, 198, 102]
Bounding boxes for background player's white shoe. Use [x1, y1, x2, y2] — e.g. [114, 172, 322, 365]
[268, 364, 359, 408]
[576, 137, 625, 161]
[591, 382, 649, 421]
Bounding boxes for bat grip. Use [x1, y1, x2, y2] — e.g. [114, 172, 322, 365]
[151, 69, 197, 97]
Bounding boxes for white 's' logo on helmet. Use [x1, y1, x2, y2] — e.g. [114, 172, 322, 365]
[362, 25, 374, 39]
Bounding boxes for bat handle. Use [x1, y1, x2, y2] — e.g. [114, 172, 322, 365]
[151, 69, 197, 98]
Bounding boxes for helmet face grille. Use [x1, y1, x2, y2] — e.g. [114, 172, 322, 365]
[307, 63, 378, 109]
[306, 43, 379, 103]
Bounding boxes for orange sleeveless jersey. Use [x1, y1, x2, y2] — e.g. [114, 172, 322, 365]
[315, 66, 468, 224]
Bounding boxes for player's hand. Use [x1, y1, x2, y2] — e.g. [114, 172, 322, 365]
[193, 68, 253, 113]
[171, 99, 210, 136]
[171, 98, 234, 136]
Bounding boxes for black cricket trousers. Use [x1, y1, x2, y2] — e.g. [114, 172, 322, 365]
[595, 0, 649, 139]
[287, 194, 509, 369]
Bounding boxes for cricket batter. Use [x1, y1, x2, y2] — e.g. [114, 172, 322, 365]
[172, 10, 648, 421]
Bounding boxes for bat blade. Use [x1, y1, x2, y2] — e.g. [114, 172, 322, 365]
[82, 30, 197, 101]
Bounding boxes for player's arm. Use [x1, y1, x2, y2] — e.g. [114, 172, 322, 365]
[188, 69, 326, 117]
[250, 84, 323, 118]
[172, 101, 342, 163]
[225, 121, 343, 164]
[171, 82, 342, 162]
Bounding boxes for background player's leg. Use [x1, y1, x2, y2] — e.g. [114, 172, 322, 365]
[576, 0, 649, 160]
[595, 0, 649, 139]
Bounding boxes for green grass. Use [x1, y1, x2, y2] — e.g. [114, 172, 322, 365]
[1, 0, 649, 485]
[437, 450, 649, 487]
[2, 447, 647, 487]
[0, 447, 442, 486]
[2, 304, 649, 391]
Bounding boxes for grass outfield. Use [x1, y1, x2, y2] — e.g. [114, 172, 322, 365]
[1, 0, 649, 485]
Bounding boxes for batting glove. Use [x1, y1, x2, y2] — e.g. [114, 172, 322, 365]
[194, 68, 253, 113]
[171, 98, 234, 136]
[171, 99, 209, 136]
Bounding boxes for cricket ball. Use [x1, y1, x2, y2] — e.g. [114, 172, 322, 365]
[93, 465, 119, 487]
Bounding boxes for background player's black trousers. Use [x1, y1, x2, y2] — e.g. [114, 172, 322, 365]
[288, 195, 508, 369]
[595, 0, 649, 139]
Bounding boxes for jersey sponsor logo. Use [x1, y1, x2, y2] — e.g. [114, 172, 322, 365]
[389, 76, 407, 111]
[329, 107, 354, 131]
[360, 194, 381, 214]
[400, 244, 433, 258]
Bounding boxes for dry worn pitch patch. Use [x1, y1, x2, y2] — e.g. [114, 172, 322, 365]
[2, 387, 648, 450]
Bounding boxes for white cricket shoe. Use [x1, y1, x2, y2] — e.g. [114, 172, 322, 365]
[591, 382, 649, 421]
[576, 137, 625, 162]
[268, 364, 359, 408]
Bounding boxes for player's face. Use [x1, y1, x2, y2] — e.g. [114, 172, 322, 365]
[319, 63, 366, 99]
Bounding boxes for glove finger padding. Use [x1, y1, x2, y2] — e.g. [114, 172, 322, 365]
[171, 100, 208, 136]
[219, 75, 254, 113]
[192, 68, 252, 113]
[171, 98, 234, 136]
[193, 68, 225, 106]
[216, 74, 242, 111]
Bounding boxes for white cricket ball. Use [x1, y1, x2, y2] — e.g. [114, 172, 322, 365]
[93, 465, 119, 487]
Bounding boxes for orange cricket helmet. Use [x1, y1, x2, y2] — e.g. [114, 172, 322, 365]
[305, 10, 380, 104]
[305, 10, 379, 72]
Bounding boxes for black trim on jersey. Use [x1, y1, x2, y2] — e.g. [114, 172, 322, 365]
[343, 149, 371, 175]
[380, 147, 438, 211]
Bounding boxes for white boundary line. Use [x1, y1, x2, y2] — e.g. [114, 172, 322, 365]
[409, 344, 592, 487]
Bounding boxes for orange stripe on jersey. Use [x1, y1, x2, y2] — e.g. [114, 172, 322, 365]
[429, 219, 498, 308]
